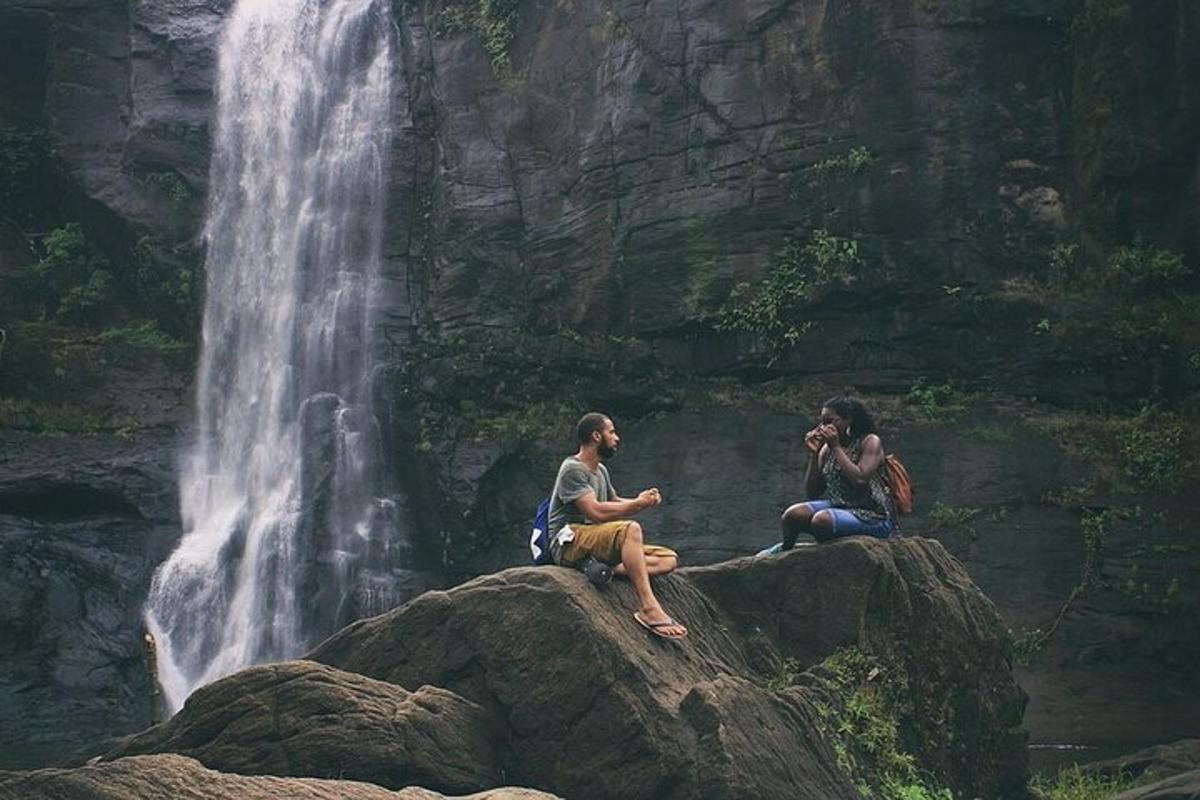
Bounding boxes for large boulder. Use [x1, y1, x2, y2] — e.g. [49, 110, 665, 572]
[310, 536, 1028, 799]
[685, 535, 1030, 796]
[1084, 739, 1200, 789]
[101, 660, 502, 795]
[0, 754, 558, 800]
[1112, 771, 1200, 800]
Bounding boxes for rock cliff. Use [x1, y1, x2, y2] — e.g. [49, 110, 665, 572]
[2, 537, 1030, 799]
[0, 0, 1197, 767]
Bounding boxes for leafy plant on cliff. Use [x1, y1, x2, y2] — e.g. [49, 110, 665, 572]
[718, 229, 861, 362]
[16, 223, 115, 328]
[1013, 506, 1136, 666]
[926, 502, 984, 537]
[436, 0, 521, 70]
[141, 171, 191, 205]
[777, 648, 951, 800]
[805, 146, 875, 184]
[0, 395, 117, 435]
[1030, 764, 1134, 800]
[1035, 405, 1197, 495]
[818, 651, 952, 800]
[1029, 237, 1198, 403]
[132, 236, 203, 337]
[904, 379, 968, 422]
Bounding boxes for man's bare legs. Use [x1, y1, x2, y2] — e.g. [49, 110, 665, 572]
[613, 553, 677, 578]
[620, 522, 686, 637]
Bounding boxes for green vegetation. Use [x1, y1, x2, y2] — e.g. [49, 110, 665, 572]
[16, 223, 115, 327]
[1035, 405, 1197, 496]
[436, 0, 521, 70]
[95, 320, 189, 358]
[1013, 506, 1133, 665]
[142, 171, 191, 204]
[1033, 240, 1199, 405]
[803, 648, 952, 800]
[131, 236, 202, 336]
[0, 319, 188, 413]
[1010, 627, 1048, 667]
[805, 147, 875, 183]
[718, 229, 861, 362]
[456, 399, 570, 445]
[904, 379, 968, 422]
[0, 395, 122, 435]
[926, 502, 984, 535]
[1030, 764, 1134, 800]
[1114, 566, 1185, 615]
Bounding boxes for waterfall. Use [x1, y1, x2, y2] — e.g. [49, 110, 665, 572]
[145, 0, 403, 714]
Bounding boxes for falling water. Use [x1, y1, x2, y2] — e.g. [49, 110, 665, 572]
[145, 0, 404, 713]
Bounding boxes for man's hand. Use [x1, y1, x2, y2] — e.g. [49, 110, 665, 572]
[637, 488, 662, 509]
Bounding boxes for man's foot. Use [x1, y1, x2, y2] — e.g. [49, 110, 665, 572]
[634, 611, 688, 639]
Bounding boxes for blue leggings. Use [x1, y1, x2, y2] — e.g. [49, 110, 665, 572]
[759, 500, 895, 555]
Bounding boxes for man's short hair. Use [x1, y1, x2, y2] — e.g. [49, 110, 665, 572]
[576, 412, 609, 444]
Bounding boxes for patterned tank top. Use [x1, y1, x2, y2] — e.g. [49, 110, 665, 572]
[821, 437, 896, 524]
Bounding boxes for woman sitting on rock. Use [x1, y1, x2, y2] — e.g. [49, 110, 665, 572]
[762, 395, 897, 553]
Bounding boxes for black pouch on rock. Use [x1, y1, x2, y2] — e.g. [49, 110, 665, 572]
[578, 555, 613, 586]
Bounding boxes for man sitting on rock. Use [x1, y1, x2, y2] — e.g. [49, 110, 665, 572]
[547, 412, 687, 639]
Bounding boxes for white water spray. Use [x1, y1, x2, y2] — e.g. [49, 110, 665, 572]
[146, 0, 402, 713]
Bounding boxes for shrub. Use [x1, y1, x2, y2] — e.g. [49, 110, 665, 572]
[904, 379, 967, 422]
[1030, 764, 1133, 800]
[808, 648, 953, 800]
[436, 0, 521, 70]
[18, 223, 115, 327]
[718, 229, 862, 361]
[806, 146, 875, 183]
[132, 236, 202, 336]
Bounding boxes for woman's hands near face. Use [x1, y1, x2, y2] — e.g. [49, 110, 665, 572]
[804, 428, 823, 453]
[818, 424, 840, 446]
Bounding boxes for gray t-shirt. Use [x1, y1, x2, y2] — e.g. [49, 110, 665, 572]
[547, 456, 615, 562]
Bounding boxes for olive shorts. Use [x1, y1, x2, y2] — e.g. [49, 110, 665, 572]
[560, 520, 678, 567]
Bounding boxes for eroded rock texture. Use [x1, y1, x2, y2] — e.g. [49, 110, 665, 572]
[309, 537, 1028, 800]
[0, 753, 559, 800]
[102, 661, 503, 795]
[1, 0, 1198, 767]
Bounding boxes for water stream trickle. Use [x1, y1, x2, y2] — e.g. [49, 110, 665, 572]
[145, 0, 403, 714]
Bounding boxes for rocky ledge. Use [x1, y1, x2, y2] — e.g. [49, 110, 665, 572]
[0, 537, 1029, 799]
[0, 754, 554, 800]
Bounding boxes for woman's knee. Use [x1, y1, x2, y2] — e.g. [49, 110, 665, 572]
[810, 510, 836, 540]
[782, 503, 813, 527]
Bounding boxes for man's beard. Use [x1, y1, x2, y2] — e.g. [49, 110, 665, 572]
[598, 442, 616, 459]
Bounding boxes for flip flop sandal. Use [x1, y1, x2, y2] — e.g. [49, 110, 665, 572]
[634, 611, 688, 639]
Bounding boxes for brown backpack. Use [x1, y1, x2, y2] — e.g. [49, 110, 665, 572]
[884, 453, 914, 515]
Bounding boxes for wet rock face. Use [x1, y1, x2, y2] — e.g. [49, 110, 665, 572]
[404, 0, 1077, 330]
[0, 430, 184, 769]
